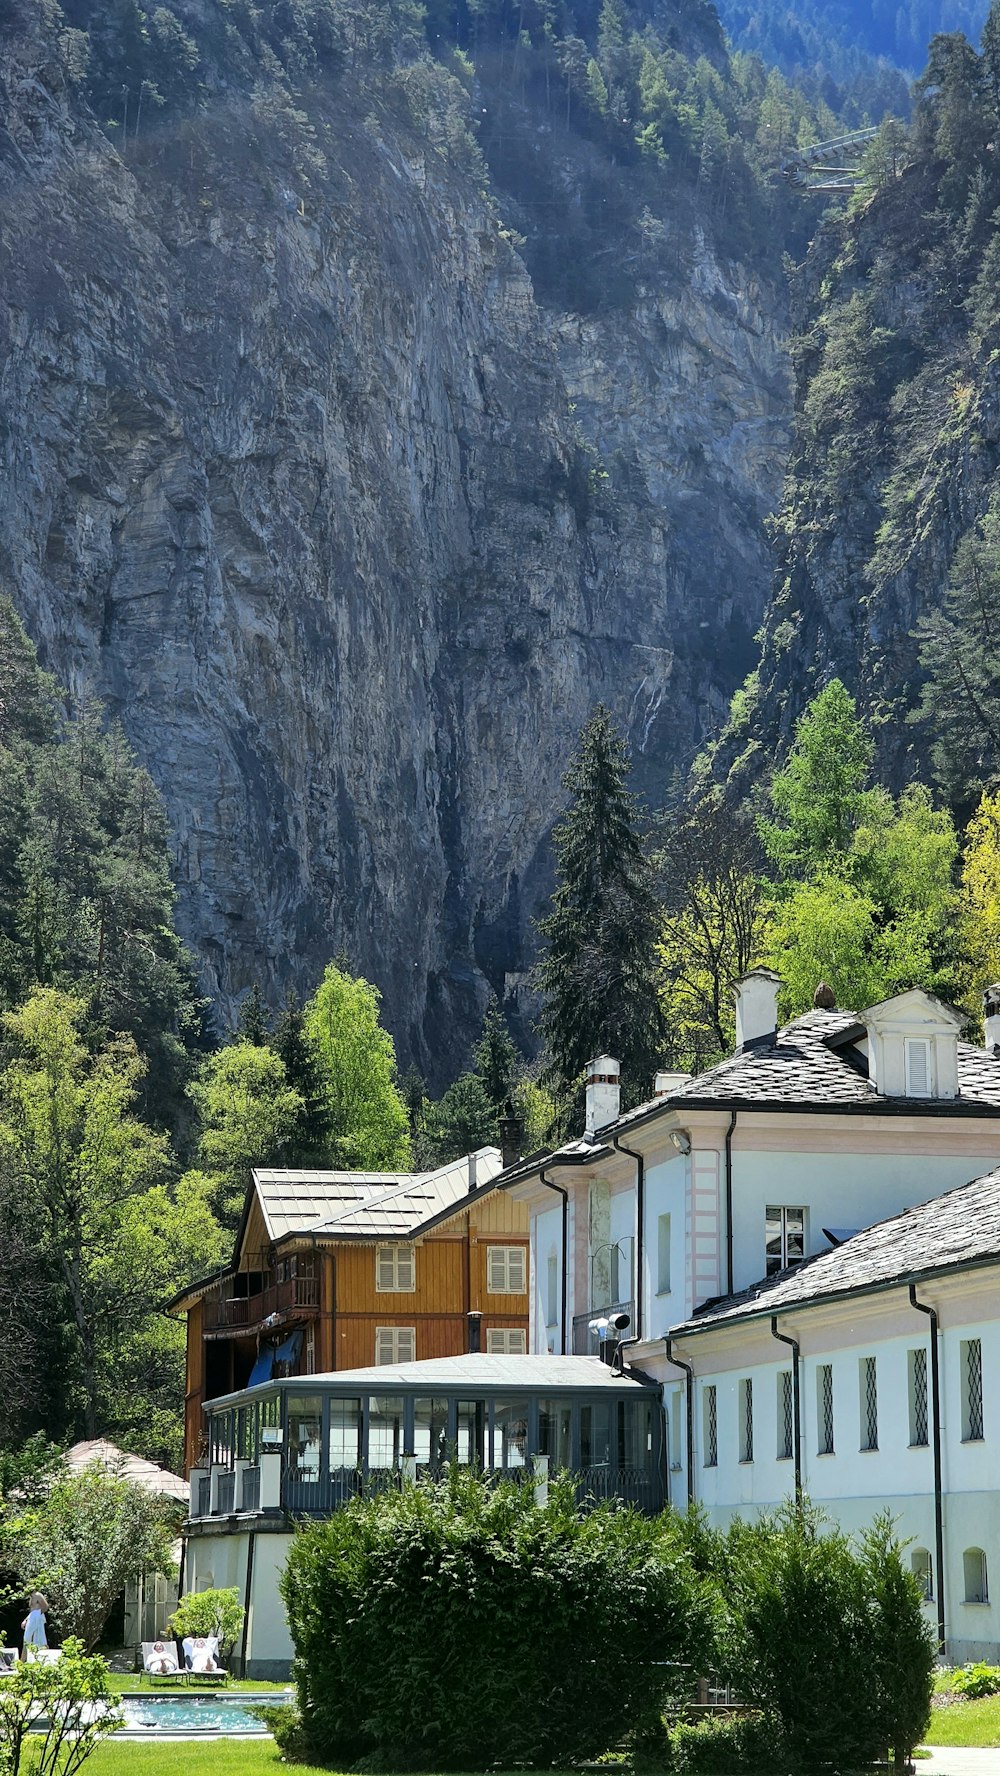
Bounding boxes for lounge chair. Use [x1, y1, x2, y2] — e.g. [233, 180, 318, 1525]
[22, 1648, 61, 1666]
[182, 1635, 229, 1684]
[140, 1641, 184, 1686]
[0, 1648, 18, 1678]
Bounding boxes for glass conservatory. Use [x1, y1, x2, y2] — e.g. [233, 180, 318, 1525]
[190, 1354, 666, 1519]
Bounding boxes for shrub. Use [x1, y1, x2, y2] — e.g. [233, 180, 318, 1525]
[168, 1587, 244, 1659]
[668, 1712, 786, 1773]
[715, 1500, 932, 1771]
[279, 1469, 713, 1770]
[953, 1662, 1000, 1699]
[0, 1638, 121, 1775]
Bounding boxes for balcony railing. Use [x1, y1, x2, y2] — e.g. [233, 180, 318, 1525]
[217, 1471, 236, 1513]
[241, 1467, 260, 1512]
[571, 1302, 635, 1355]
[203, 1272, 320, 1333]
[576, 1462, 664, 1513]
[197, 1474, 210, 1517]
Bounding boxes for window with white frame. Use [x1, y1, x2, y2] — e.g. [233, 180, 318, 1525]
[545, 1253, 558, 1329]
[487, 1245, 527, 1294]
[657, 1214, 671, 1295]
[376, 1245, 416, 1292]
[964, 1547, 989, 1604]
[905, 1037, 932, 1097]
[703, 1385, 718, 1468]
[739, 1378, 754, 1463]
[962, 1338, 984, 1441]
[765, 1206, 805, 1276]
[908, 1347, 928, 1447]
[777, 1370, 793, 1460]
[486, 1328, 527, 1354]
[375, 1326, 416, 1364]
[817, 1364, 834, 1455]
[911, 1548, 933, 1601]
[860, 1356, 878, 1451]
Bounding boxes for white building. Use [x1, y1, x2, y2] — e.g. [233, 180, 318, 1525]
[504, 976, 1000, 1659]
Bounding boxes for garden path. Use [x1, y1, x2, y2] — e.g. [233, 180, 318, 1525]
[921, 1750, 1000, 1775]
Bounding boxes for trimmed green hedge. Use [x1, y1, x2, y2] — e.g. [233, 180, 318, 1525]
[279, 1470, 713, 1770]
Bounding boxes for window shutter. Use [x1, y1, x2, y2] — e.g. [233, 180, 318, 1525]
[397, 1327, 416, 1363]
[487, 1329, 526, 1354]
[396, 1246, 415, 1291]
[906, 1039, 930, 1096]
[487, 1247, 504, 1292]
[376, 1248, 395, 1291]
[508, 1247, 525, 1292]
[375, 1327, 393, 1364]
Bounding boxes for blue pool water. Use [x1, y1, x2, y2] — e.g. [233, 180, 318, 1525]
[117, 1693, 290, 1735]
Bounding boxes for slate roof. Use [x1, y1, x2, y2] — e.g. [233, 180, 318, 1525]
[212, 1354, 656, 1401]
[672, 1167, 1000, 1334]
[65, 1440, 188, 1503]
[255, 1148, 504, 1242]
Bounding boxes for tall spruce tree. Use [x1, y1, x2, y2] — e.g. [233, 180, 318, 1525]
[536, 706, 665, 1112]
[272, 989, 333, 1165]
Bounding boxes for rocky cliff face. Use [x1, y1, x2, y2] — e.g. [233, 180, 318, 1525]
[0, 9, 789, 1081]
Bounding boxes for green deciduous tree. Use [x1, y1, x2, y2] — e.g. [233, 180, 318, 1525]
[1, 1462, 177, 1651]
[759, 680, 874, 879]
[536, 707, 665, 1112]
[0, 1638, 122, 1776]
[303, 964, 411, 1169]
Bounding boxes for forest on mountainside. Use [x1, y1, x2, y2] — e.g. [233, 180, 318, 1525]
[718, 12, 1000, 809]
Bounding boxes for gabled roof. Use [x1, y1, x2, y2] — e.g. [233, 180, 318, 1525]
[65, 1440, 188, 1503]
[670, 1167, 1000, 1335]
[254, 1147, 504, 1241]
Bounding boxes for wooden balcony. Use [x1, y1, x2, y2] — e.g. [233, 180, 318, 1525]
[203, 1271, 320, 1335]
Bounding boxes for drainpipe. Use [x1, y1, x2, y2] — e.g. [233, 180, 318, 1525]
[724, 1109, 738, 1296]
[239, 1529, 256, 1678]
[909, 1284, 946, 1655]
[611, 1133, 645, 1366]
[664, 1336, 695, 1507]
[540, 1170, 569, 1354]
[770, 1317, 802, 1500]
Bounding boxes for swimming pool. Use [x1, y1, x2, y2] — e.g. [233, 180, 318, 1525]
[116, 1692, 291, 1736]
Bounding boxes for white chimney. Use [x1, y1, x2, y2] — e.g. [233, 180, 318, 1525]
[734, 969, 782, 1049]
[985, 985, 1000, 1051]
[585, 1055, 620, 1135]
[467, 1151, 478, 1193]
[654, 1070, 693, 1097]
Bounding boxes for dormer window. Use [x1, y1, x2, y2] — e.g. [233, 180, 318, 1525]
[905, 1038, 932, 1098]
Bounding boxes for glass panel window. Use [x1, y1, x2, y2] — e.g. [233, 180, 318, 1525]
[368, 1396, 404, 1468]
[739, 1378, 753, 1463]
[287, 1394, 323, 1482]
[657, 1215, 671, 1295]
[765, 1207, 805, 1276]
[860, 1356, 878, 1451]
[964, 1547, 989, 1604]
[375, 1326, 416, 1365]
[486, 1328, 527, 1354]
[962, 1338, 984, 1441]
[580, 1402, 611, 1468]
[777, 1371, 793, 1460]
[260, 1395, 282, 1448]
[413, 1398, 450, 1469]
[911, 1548, 933, 1601]
[487, 1246, 526, 1294]
[817, 1364, 834, 1455]
[492, 1400, 529, 1469]
[328, 1399, 361, 1470]
[376, 1246, 416, 1292]
[545, 1254, 558, 1328]
[703, 1385, 718, 1468]
[908, 1348, 928, 1447]
[538, 1400, 573, 1468]
[455, 1400, 486, 1467]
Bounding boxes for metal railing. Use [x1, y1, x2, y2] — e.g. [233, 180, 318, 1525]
[241, 1467, 260, 1512]
[203, 1272, 320, 1331]
[217, 1471, 236, 1513]
[197, 1475, 210, 1517]
[575, 1463, 664, 1513]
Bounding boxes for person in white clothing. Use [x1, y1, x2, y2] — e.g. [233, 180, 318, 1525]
[21, 1593, 48, 1656]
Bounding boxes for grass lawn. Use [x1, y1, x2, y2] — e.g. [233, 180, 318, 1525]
[90, 1744, 321, 1776]
[106, 1675, 290, 1694]
[925, 1696, 1000, 1747]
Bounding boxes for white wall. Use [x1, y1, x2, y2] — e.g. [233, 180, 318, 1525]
[530, 1203, 563, 1353]
[185, 1529, 295, 1677]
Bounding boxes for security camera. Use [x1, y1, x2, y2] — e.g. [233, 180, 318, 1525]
[611, 1311, 631, 1331]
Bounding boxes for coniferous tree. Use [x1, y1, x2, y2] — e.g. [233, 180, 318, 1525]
[237, 981, 269, 1045]
[536, 706, 665, 1113]
[474, 994, 519, 1114]
[272, 989, 333, 1164]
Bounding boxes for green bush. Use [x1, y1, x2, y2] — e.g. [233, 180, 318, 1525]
[279, 1469, 713, 1770]
[667, 1712, 786, 1774]
[953, 1662, 1000, 1699]
[0, 1638, 121, 1775]
[715, 1502, 933, 1772]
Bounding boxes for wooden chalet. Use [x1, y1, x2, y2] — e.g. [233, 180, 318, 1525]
[170, 1148, 529, 1472]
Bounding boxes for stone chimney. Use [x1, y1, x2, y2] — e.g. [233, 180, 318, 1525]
[499, 1100, 523, 1170]
[654, 1069, 693, 1097]
[585, 1055, 620, 1135]
[734, 969, 782, 1049]
[985, 985, 1000, 1051]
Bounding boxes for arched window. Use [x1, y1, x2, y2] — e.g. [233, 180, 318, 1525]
[964, 1548, 989, 1605]
[911, 1548, 933, 1601]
